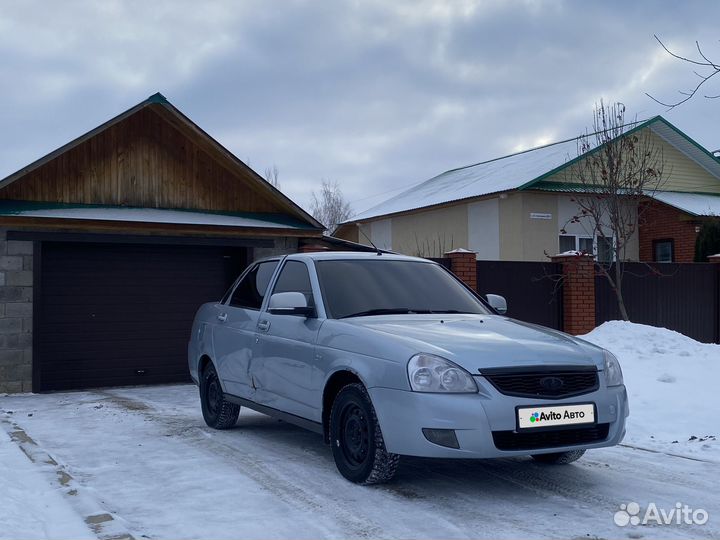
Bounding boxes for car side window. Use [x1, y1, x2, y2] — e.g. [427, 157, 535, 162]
[271, 261, 314, 305]
[229, 261, 279, 310]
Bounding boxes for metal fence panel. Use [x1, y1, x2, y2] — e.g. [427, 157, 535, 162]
[595, 263, 720, 344]
[475, 261, 563, 330]
[428, 257, 451, 269]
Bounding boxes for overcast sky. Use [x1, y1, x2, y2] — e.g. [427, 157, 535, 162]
[2, 0, 720, 215]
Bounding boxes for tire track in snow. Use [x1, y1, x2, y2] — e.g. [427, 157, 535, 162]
[99, 391, 389, 539]
[98, 388, 719, 540]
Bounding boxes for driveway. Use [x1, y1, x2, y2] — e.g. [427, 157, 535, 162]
[1, 384, 717, 539]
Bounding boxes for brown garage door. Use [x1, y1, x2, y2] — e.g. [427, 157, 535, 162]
[36, 242, 247, 391]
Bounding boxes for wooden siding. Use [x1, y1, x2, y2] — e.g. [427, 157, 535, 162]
[542, 129, 720, 194]
[0, 105, 289, 213]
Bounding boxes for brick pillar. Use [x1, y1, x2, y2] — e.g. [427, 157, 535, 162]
[444, 248, 477, 291]
[708, 254, 720, 263]
[551, 253, 595, 335]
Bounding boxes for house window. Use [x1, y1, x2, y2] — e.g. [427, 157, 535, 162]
[558, 234, 593, 254]
[596, 236, 614, 263]
[578, 237, 594, 254]
[558, 234, 615, 261]
[653, 239, 674, 263]
[558, 235, 576, 253]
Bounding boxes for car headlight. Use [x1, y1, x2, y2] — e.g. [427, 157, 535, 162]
[407, 353, 478, 393]
[603, 350, 624, 387]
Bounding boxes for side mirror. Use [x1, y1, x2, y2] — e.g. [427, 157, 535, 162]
[268, 292, 314, 317]
[486, 294, 507, 315]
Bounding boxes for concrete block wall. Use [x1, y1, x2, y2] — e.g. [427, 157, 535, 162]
[0, 230, 33, 393]
[252, 237, 299, 261]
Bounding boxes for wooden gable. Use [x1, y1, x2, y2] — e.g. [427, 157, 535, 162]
[0, 97, 319, 224]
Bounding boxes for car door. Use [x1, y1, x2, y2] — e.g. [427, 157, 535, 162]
[251, 259, 322, 421]
[212, 260, 279, 399]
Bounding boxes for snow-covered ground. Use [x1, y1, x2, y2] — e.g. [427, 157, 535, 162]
[0, 429, 93, 539]
[0, 321, 718, 539]
[580, 321, 719, 461]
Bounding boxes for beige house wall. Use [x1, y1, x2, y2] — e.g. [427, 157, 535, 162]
[498, 193, 523, 260]
[350, 189, 641, 262]
[391, 204, 468, 257]
[499, 192, 560, 261]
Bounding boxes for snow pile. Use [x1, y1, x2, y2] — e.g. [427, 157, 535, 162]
[0, 428, 93, 539]
[581, 321, 719, 460]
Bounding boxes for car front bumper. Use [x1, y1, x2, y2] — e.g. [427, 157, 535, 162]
[368, 379, 628, 458]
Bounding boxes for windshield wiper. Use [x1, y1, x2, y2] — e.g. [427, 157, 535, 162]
[339, 308, 476, 319]
[339, 308, 417, 319]
[426, 309, 475, 314]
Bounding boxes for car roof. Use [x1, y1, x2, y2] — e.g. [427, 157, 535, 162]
[259, 251, 437, 264]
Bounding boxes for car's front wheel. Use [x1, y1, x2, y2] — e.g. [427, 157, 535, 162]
[531, 449, 586, 464]
[200, 363, 240, 429]
[329, 383, 399, 484]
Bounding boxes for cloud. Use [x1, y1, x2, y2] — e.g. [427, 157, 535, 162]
[1, 0, 719, 215]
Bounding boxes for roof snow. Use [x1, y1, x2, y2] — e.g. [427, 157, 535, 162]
[346, 117, 720, 223]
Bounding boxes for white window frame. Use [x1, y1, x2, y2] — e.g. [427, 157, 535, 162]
[558, 234, 616, 262]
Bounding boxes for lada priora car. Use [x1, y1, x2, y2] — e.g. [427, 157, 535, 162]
[189, 252, 628, 484]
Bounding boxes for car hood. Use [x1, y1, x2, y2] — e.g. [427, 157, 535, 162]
[342, 314, 604, 372]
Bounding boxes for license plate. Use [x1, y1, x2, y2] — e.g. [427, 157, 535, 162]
[517, 403, 595, 429]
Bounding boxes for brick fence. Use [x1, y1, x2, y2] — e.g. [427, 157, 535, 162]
[550, 253, 595, 335]
[443, 249, 598, 334]
[444, 249, 477, 291]
[443, 248, 720, 341]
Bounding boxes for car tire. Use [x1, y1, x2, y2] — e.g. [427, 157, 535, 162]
[200, 363, 240, 429]
[531, 449, 586, 464]
[329, 383, 400, 484]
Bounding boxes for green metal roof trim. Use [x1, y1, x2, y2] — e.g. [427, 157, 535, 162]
[0, 200, 318, 230]
[530, 181, 604, 193]
[516, 116, 665, 191]
[526, 117, 720, 194]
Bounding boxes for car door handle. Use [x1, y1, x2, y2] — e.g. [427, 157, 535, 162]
[257, 319, 270, 332]
[217, 313, 228, 323]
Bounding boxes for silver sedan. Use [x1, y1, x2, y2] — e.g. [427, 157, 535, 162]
[188, 252, 628, 484]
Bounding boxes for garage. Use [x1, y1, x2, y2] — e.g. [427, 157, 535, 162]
[35, 242, 247, 391]
[0, 93, 325, 393]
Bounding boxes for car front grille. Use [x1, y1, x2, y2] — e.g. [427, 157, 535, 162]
[492, 424, 610, 451]
[481, 366, 599, 399]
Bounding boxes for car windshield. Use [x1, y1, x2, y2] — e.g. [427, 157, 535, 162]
[315, 259, 490, 319]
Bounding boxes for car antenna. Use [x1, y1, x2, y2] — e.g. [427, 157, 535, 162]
[356, 224, 383, 256]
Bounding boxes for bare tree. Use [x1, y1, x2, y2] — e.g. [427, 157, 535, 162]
[647, 35, 720, 109]
[563, 101, 666, 321]
[264, 165, 281, 189]
[403, 232, 455, 258]
[310, 180, 353, 234]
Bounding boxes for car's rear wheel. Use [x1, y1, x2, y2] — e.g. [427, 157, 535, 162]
[200, 363, 240, 429]
[329, 383, 399, 484]
[531, 449, 586, 464]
